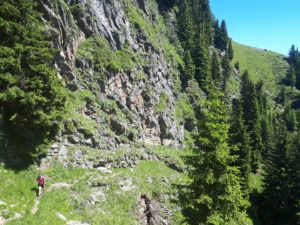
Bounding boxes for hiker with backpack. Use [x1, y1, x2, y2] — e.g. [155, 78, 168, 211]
[36, 174, 46, 197]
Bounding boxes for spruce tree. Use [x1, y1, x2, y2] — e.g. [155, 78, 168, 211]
[0, 0, 65, 159]
[287, 44, 298, 66]
[211, 50, 221, 85]
[213, 19, 221, 49]
[221, 54, 231, 90]
[283, 105, 297, 132]
[289, 133, 300, 224]
[186, 91, 251, 224]
[191, 0, 213, 44]
[278, 85, 287, 106]
[228, 39, 234, 61]
[240, 71, 263, 170]
[182, 50, 195, 88]
[229, 99, 251, 193]
[219, 20, 229, 51]
[286, 66, 296, 88]
[262, 125, 297, 225]
[194, 31, 211, 91]
[178, 0, 194, 50]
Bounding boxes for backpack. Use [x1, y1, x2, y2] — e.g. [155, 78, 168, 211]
[38, 176, 45, 186]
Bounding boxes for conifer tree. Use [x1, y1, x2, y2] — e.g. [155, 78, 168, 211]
[295, 57, 300, 90]
[288, 44, 298, 66]
[240, 71, 263, 170]
[211, 50, 221, 85]
[228, 39, 234, 61]
[262, 125, 297, 225]
[278, 85, 287, 106]
[194, 31, 211, 90]
[221, 54, 231, 90]
[186, 91, 251, 225]
[0, 0, 65, 158]
[191, 0, 213, 44]
[289, 133, 300, 223]
[229, 99, 251, 193]
[213, 19, 221, 49]
[182, 50, 195, 88]
[261, 115, 272, 157]
[177, 0, 194, 50]
[283, 105, 297, 132]
[218, 20, 229, 51]
[286, 66, 296, 88]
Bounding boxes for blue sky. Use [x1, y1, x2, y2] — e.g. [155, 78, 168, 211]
[210, 0, 300, 55]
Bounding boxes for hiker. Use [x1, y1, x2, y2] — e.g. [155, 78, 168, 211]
[36, 174, 45, 197]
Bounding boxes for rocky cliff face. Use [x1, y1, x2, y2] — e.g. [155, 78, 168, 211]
[38, 0, 186, 164]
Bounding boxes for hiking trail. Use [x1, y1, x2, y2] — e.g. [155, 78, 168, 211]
[31, 182, 72, 215]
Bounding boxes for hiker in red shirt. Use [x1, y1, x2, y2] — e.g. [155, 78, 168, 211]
[36, 174, 45, 197]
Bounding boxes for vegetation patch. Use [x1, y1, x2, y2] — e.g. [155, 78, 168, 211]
[174, 93, 195, 124]
[77, 36, 136, 74]
[155, 92, 170, 113]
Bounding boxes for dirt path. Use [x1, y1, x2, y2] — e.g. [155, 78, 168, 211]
[30, 170, 120, 215]
[31, 182, 72, 215]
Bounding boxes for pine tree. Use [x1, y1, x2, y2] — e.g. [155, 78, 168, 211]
[278, 85, 287, 106]
[283, 105, 297, 132]
[262, 125, 297, 225]
[194, 31, 211, 90]
[229, 99, 251, 193]
[228, 39, 234, 61]
[261, 114, 272, 157]
[286, 66, 296, 88]
[211, 50, 221, 85]
[191, 0, 213, 44]
[287, 44, 298, 66]
[186, 91, 251, 224]
[219, 20, 229, 51]
[213, 19, 221, 49]
[240, 71, 263, 171]
[0, 0, 65, 159]
[182, 50, 195, 88]
[177, 0, 194, 50]
[295, 57, 300, 90]
[289, 133, 300, 224]
[221, 54, 231, 90]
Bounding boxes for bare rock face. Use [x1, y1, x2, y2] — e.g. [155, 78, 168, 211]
[138, 195, 168, 225]
[38, 0, 186, 154]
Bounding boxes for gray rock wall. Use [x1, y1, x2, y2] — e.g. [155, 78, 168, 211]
[38, 0, 185, 152]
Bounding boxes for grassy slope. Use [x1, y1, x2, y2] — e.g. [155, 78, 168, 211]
[231, 41, 289, 95]
[0, 146, 188, 225]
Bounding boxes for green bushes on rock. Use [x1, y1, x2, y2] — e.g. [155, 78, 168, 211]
[0, 0, 65, 161]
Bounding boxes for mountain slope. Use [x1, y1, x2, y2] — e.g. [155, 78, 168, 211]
[232, 41, 289, 94]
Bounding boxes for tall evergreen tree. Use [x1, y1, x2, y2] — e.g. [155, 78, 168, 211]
[221, 54, 231, 90]
[228, 38, 234, 61]
[0, 0, 65, 159]
[262, 125, 298, 225]
[182, 50, 195, 88]
[229, 99, 251, 193]
[194, 31, 211, 90]
[213, 19, 221, 49]
[286, 66, 296, 88]
[215, 20, 229, 51]
[283, 105, 297, 132]
[177, 0, 194, 50]
[191, 0, 213, 44]
[240, 71, 263, 170]
[186, 91, 251, 225]
[211, 50, 221, 85]
[287, 44, 298, 66]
